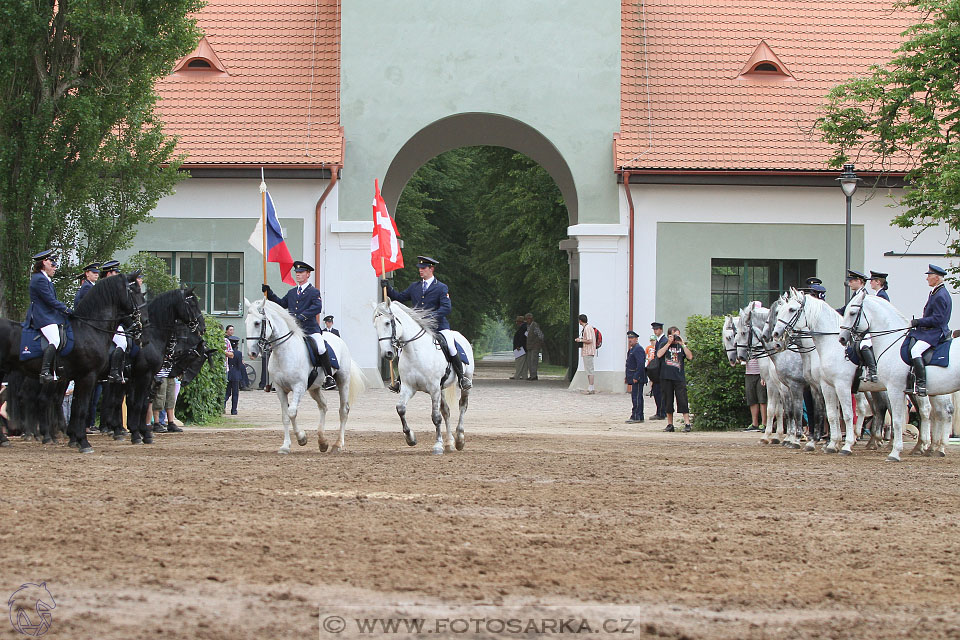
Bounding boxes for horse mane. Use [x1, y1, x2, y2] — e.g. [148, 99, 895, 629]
[861, 288, 907, 322]
[387, 301, 438, 336]
[145, 289, 186, 329]
[260, 299, 305, 339]
[75, 272, 127, 316]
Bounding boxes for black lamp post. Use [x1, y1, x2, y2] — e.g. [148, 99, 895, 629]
[837, 163, 861, 303]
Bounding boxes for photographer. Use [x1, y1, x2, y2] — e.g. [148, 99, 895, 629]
[655, 325, 693, 432]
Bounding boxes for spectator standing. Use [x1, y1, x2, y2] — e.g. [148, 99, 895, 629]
[624, 331, 646, 422]
[649, 322, 667, 420]
[645, 335, 657, 365]
[510, 315, 528, 380]
[224, 325, 242, 415]
[62, 380, 75, 422]
[575, 314, 597, 394]
[656, 325, 693, 432]
[524, 312, 544, 380]
[151, 360, 183, 433]
[743, 356, 767, 432]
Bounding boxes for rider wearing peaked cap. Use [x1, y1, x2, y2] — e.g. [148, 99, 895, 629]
[907, 264, 953, 396]
[97, 259, 129, 382]
[869, 270, 890, 301]
[844, 268, 878, 383]
[74, 262, 100, 306]
[26, 250, 72, 383]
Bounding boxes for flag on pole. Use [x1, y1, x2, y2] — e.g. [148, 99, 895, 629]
[371, 179, 403, 276]
[248, 188, 296, 285]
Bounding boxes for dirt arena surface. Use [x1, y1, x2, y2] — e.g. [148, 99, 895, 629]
[2, 369, 959, 639]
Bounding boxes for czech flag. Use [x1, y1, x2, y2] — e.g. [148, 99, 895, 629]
[371, 179, 404, 276]
[265, 191, 295, 285]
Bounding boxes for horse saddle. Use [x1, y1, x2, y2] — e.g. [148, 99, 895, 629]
[303, 335, 340, 369]
[434, 333, 469, 365]
[900, 336, 952, 368]
[19, 323, 74, 361]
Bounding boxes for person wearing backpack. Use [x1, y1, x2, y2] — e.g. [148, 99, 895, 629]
[575, 314, 598, 394]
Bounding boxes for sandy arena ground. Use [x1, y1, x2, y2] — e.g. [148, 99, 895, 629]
[1, 363, 959, 639]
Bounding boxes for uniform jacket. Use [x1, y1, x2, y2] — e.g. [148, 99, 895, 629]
[25, 272, 68, 328]
[876, 289, 890, 302]
[74, 279, 94, 306]
[321, 327, 340, 337]
[910, 283, 952, 345]
[625, 343, 646, 385]
[267, 283, 323, 334]
[386, 278, 452, 330]
[226, 340, 245, 382]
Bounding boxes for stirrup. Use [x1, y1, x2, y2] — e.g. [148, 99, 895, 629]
[387, 380, 401, 394]
[321, 375, 337, 391]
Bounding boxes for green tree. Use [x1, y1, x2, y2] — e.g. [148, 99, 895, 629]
[121, 251, 179, 300]
[685, 315, 750, 430]
[817, 0, 960, 261]
[0, 0, 203, 318]
[176, 314, 226, 424]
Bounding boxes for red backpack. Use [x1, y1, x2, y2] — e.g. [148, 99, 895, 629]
[594, 328, 602, 348]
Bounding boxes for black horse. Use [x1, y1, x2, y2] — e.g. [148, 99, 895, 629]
[100, 287, 204, 444]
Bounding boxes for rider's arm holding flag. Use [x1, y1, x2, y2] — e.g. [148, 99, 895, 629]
[261, 284, 287, 309]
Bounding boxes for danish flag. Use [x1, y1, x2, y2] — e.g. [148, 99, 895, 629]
[370, 179, 404, 276]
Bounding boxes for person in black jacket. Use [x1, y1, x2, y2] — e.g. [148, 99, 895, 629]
[510, 315, 528, 380]
[224, 326, 243, 414]
[624, 331, 646, 423]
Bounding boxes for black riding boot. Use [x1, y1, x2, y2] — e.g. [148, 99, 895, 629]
[107, 347, 125, 383]
[319, 351, 337, 390]
[912, 357, 927, 396]
[859, 345, 878, 382]
[39, 345, 57, 384]
[449, 354, 472, 390]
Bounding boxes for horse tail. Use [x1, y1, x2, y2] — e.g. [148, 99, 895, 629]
[443, 379, 458, 408]
[347, 359, 366, 406]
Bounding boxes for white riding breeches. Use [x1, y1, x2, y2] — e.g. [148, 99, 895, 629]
[860, 336, 873, 348]
[439, 329, 457, 356]
[911, 339, 933, 359]
[40, 324, 61, 349]
[309, 333, 328, 355]
[112, 326, 126, 350]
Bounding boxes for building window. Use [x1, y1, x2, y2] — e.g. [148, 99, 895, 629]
[711, 258, 816, 316]
[152, 251, 244, 316]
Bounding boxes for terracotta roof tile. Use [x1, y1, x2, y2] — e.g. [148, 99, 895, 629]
[618, 0, 915, 171]
[156, 0, 341, 167]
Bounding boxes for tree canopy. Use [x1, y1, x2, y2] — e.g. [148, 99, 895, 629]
[817, 0, 960, 258]
[0, 0, 203, 317]
[392, 146, 571, 364]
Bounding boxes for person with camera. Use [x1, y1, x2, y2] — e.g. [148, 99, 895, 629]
[655, 325, 693, 432]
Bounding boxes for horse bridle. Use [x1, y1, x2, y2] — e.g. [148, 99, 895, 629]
[245, 306, 294, 354]
[775, 293, 806, 338]
[377, 309, 426, 352]
[70, 277, 144, 343]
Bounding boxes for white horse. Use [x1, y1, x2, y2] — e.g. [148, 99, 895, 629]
[838, 288, 954, 458]
[244, 298, 365, 454]
[373, 300, 473, 455]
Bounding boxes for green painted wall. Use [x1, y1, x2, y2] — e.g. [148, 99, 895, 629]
[655, 222, 864, 329]
[340, 0, 621, 224]
[119, 217, 304, 320]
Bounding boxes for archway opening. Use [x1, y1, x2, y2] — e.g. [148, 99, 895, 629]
[386, 145, 573, 378]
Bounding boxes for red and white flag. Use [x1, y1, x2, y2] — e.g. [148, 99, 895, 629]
[371, 179, 403, 276]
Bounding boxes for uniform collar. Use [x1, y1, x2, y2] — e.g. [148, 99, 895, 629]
[42, 272, 52, 283]
[422, 276, 435, 287]
[297, 282, 311, 292]
[932, 282, 945, 295]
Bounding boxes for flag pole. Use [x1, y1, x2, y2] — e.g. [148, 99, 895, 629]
[260, 168, 268, 298]
[381, 255, 396, 387]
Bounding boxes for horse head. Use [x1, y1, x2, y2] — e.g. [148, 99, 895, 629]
[839, 287, 869, 347]
[372, 301, 398, 360]
[721, 315, 739, 366]
[181, 285, 204, 334]
[122, 272, 147, 346]
[772, 288, 805, 341]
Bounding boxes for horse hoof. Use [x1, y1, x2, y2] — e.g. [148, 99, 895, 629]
[825, 446, 837, 454]
[804, 443, 816, 452]
[113, 434, 125, 441]
[277, 449, 290, 455]
[839, 449, 852, 457]
[42, 437, 53, 445]
[922, 449, 932, 457]
[431, 444, 444, 456]
[297, 434, 307, 447]
[0, 440, 11, 447]
[455, 436, 464, 451]
[318, 441, 329, 452]
[404, 434, 417, 447]
[79, 446, 94, 454]
[770, 438, 780, 444]
[936, 451, 946, 458]
[885, 455, 900, 463]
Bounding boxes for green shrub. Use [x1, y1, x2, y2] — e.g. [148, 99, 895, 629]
[685, 314, 750, 431]
[176, 315, 227, 424]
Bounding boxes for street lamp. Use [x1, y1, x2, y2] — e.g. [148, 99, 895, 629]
[837, 163, 861, 303]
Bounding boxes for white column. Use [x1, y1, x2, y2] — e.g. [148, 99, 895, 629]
[566, 223, 629, 392]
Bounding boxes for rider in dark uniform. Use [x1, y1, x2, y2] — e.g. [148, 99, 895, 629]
[74, 262, 100, 306]
[98, 259, 128, 383]
[908, 264, 952, 396]
[841, 269, 878, 383]
[380, 255, 471, 391]
[262, 260, 336, 390]
[869, 270, 890, 301]
[25, 250, 72, 383]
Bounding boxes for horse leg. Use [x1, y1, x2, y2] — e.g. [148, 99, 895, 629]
[455, 386, 469, 451]
[333, 371, 350, 452]
[289, 384, 308, 448]
[839, 391, 861, 455]
[819, 385, 841, 453]
[886, 392, 909, 462]
[277, 389, 293, 454]
[440, 390, 453, 452]
[397, 386, 417, 446]
[308, 387, 330, 452]
[430, 388, 444, 455]
[910, 394, 931, 456]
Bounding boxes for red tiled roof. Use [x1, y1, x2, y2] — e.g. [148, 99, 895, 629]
[618, 0, 917, 172]
[156, 0, 341, 167]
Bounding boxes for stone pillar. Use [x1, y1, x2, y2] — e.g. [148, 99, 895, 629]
[565, 223, 629, 393]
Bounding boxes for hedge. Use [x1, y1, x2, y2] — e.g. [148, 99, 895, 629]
[685, 314, 750, 431]
[176, 315, 227, 424]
